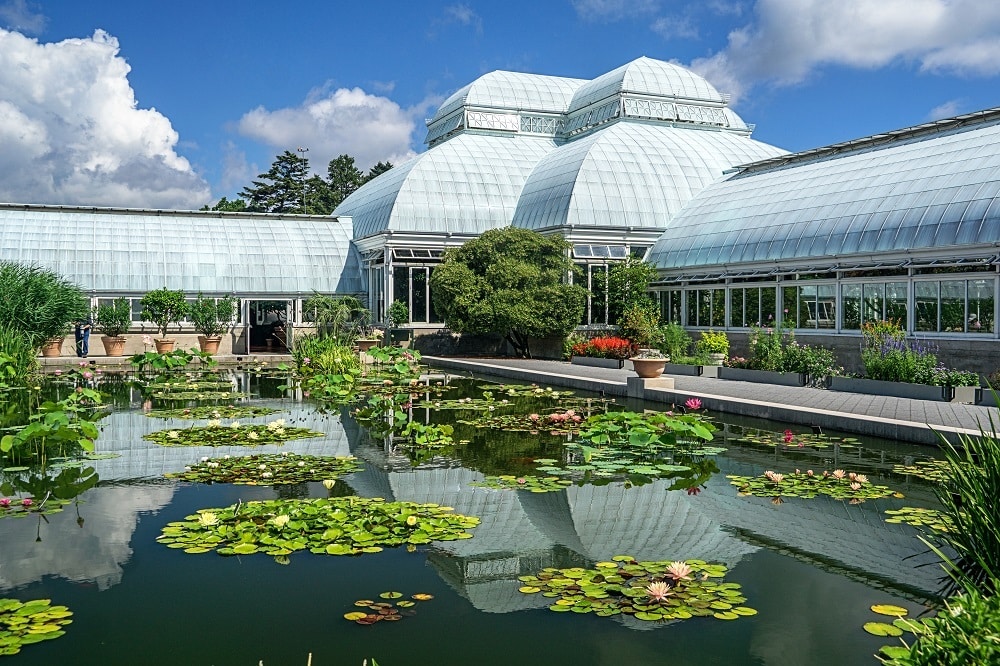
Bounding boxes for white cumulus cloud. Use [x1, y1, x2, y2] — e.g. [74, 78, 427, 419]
[927, 99, 964, 120]
[689, 0, 1000, 101]
[0, 28, 211, 208]
[571, 0, 659, 21]
[237, 87, 419, 173]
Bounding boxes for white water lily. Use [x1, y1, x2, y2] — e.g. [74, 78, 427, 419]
[274, 427, 285, 436]
[247, 431, 259, 440]
[322, 479, 336, 490]
[207, 419, 221, 428]
[272, 514, 290, 528]
[229, 421, 241, 429]
[200, 456, 210, 462]
[259, 464, 267, 470]
[261, 472, 272, 478]
[167, 430, 180, 439]
[198, 512, 219, 526]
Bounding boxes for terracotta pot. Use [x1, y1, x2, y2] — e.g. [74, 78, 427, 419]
[101, 335, 127, 357]
[154, 339, 176, 353]
[41, 337, 64, 357]
[630, 357, 667, 379]
[198, 335, 222, 355]
[356, 339, 379, 352]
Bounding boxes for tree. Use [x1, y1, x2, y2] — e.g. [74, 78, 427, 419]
[326, 154, 365, 210]
[365, 161, 394, 182]
[430, 228, 586, 358]
[201, 196, 247, 212]
[608, 256, 658, 324]
[241, 150, 309, 213]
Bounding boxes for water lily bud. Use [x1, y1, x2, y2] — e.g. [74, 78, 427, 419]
[322, 479, 336, 490]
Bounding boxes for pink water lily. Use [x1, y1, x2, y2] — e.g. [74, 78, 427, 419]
[21, 498, 33, 507]
[666, 561, 693, 581]
[646, 581, 673, 601]
[832, 469, 846, 479]
[783, 429, 794, 443]
[0, 498, 10, 508]
[685, 398, 702, 410]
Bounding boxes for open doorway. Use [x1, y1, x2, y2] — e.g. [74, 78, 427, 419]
[248, 300, 290, 353]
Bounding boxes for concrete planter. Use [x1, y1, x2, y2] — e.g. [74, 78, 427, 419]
[664, 363, 703, 376]
[975, 388, 1000, 407]
[718, 367, 807, 387]
[571, 356, 625, 370]
[828, 376, 953, 402]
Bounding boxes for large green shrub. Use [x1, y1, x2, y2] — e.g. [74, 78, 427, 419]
[617, 303, 661, 348]
[94, 297, 133, 337]
[659, 323, 692, 360]
[0, 261, 88, 347]
[139, 288, 188, 338]
[695, 330, 729, 355]
[189, 293, 237, 337]
[607, 257, 657, 324]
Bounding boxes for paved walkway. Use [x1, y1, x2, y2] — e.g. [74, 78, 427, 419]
[424, 356, 997, 446]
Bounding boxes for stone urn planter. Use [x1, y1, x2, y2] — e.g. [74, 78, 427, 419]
[706, 353, 726, 366]
[356, 339, 380, 352]
[154, 339, 176, 353]
[630, 357, 668, 379]
[101, 335, 127, 357]
[41, 337, 64, 357]
[198, 335, 222, 355]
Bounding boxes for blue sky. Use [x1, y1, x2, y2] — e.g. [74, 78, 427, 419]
[1, 0, 999, 209]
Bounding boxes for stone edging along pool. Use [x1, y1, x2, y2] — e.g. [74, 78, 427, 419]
[423, 356, 979, 447]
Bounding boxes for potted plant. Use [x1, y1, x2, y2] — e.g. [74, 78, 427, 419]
[94, 297, 132, 356]
[629, 348, 669, 378]
[41, 334, 66, 357]
[139, 288, 188, 353]
[189, 293, 236, 355]
[695, 330, 729, 365]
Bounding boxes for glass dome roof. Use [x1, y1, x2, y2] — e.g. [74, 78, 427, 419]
[647, 113, 1000, 271]
[0, 205, 361, 295]
[336, 133, 558, 239]
[511, 122, 784, 231]
[568, 57, 725, 113]
[429, 71, 585, 125]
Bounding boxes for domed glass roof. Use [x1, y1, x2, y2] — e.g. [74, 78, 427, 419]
[568, 57, 725, 113]
[336, 133, 558, 239]
[512, 123, 784, 231]
[647, 113, 1000, 271]
[429, 71, 585, 125]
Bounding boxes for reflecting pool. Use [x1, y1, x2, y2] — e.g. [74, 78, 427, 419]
[0, 372, 947, 665]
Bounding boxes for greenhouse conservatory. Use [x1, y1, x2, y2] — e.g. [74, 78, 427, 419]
[1, 57, 999, 360]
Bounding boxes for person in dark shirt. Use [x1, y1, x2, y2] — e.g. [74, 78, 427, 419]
[74, 316, 92, 358]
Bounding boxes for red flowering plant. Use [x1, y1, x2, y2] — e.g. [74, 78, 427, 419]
[571, 336, 636, 360]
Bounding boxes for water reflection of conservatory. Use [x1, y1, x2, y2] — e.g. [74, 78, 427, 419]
[335, 57, 784, 326]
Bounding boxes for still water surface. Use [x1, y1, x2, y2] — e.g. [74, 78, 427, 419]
[0, 374, 946, 666]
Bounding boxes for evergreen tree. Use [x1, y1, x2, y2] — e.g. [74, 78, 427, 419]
[326, 154, 365, 210]
[365, 161, 394, 182]
[241, 150, 309, 213]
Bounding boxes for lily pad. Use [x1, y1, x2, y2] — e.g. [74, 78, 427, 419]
[0, 598, 73, 655]
[144, 420, 324, 447]
[165, 453, 362, 485]
[863, 621, 903, 637]
[871, 604, 909, 617]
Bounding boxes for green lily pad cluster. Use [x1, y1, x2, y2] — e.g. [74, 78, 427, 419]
[516, 556, 754, 622]
[891, 459, 951, 483]
[151, 389, 248, 401]
[344, 592, 434, 625]
[734, 431, 860, 450]
[471, 474, 574, 493]
[147, 405, 279, 420]
[457, 412, 588, 434]
[165, 453, 362, 485]
[727, 469, 901, 502]
[157, 496, 480, 559]
[0, 598, 73, 656]
[884, 507, 954, 533]
[357, 380, 455, 400]
[143, 420, 324, 447]
[0, 496, 71, 519]
[862, 603, 929, 660]
[476, 383, 578, 398]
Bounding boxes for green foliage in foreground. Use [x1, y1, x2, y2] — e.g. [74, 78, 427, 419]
[143, 420, 324, 447]
[876, 585, 1000, 665]
[157, 497, 479, 559]
[430, 227, 587, 358]
[165, 453, 362, 485]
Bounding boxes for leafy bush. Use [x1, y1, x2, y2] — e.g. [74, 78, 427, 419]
[139, 288, 188, 338]
[387, 299, 409, 328]
[94, 297, 133, 337]
[862, 321, 977, 386]
[659, 323, 692, 360]
[293, 334, 361, 376]
[695, 330, 729, 355]
[189, 294, 236, 337]
[617, 303, 661, 348]
[0, 261, 88, 348]
[607, 257, 657, 323]
[563, 332, 587, 361]
[570, 335, 636, 360]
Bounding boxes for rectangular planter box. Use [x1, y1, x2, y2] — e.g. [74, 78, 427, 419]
[828, 376, 953, 402]
[571, 356, 625, 370]
[718, 367, 807, 387]
[664, 363, 703, 377]
[975, 387, 1000, 407]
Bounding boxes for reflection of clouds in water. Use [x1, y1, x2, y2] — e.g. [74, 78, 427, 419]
[0, 484, 174, 592]
[91, 400, 356, 481]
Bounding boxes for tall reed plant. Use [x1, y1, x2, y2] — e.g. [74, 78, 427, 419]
[0, 261, 88, 348]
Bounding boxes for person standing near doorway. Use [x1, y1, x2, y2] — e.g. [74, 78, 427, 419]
[75, 316, 92, 358]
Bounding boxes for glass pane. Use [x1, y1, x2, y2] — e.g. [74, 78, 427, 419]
[886, 282, 907, 327]
[393, 266, 410, 324]
[842, 284, 861, 329]
[698, 290, 712, 327]
[968, 279, 994, 333]
[940, 280, 965, 332]
[915, 282, 938, 332]
[782, 286, 796, 328]
[686, 290, 697, 326]
[759, 287, 776, 326]
[798, 284, 816, 328]
[711, 289, 725, 327]
[817, 284, 836, 329]
[669, 290, 682, 324]
[411, 269, 428, 323]
[863, 283, 884, 324]
[428, 267, 442, 323]
[730, 288, 745, 327]
[591, 266, 607, 325]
